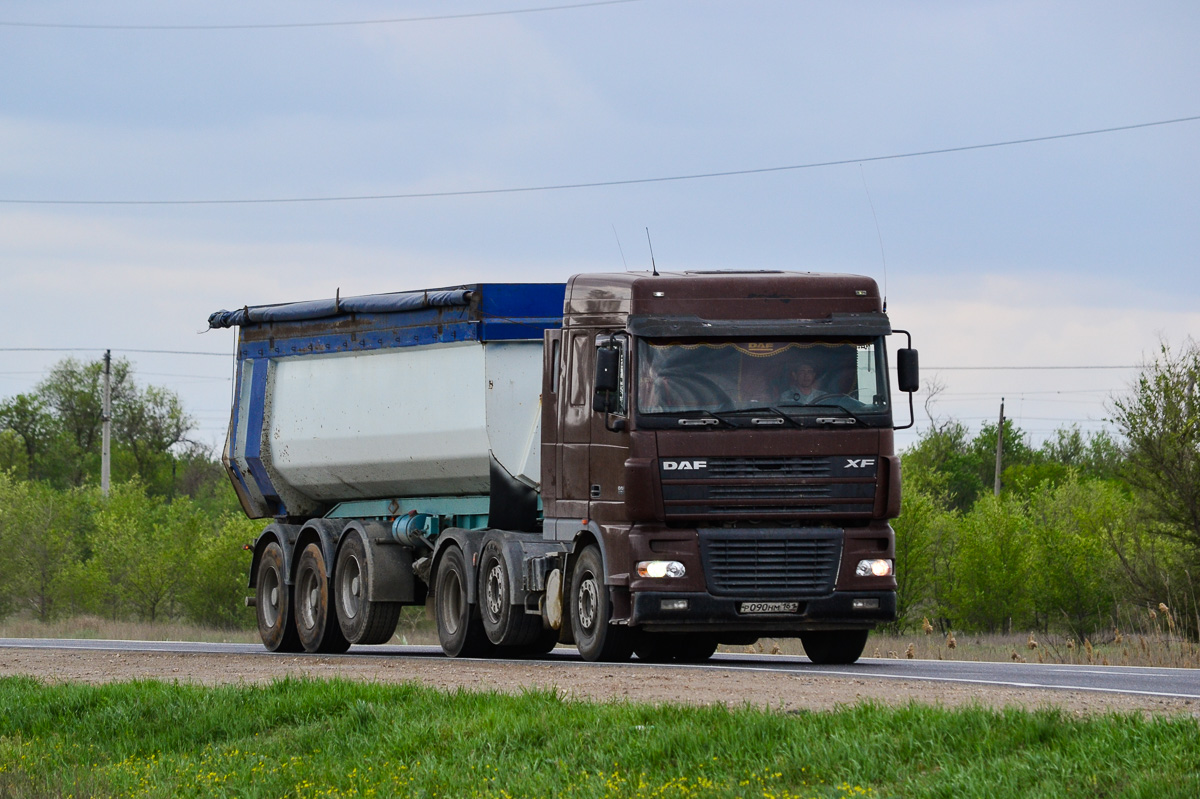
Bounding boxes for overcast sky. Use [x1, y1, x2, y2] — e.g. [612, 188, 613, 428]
[2, 0, 1197, 454]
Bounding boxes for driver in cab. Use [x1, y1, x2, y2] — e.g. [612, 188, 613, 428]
[781, 360, 823, 405]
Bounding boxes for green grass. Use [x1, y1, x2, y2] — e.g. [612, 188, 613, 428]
[1, 677, 1197, 798]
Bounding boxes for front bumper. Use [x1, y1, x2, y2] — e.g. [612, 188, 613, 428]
[628, 589, 896, 633]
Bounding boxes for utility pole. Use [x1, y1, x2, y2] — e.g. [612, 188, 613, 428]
[101, 349, 112, 497]
[993, 397, 1005, 496]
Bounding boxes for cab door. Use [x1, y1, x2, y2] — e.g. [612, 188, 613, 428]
[588, 333, 631, 523]
[555, 328, 592, 521]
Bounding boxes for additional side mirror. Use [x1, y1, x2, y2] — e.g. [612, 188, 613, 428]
[897, 348, 919, 394]
[592, 345, 620, 413]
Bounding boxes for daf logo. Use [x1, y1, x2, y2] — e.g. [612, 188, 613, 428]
[845, 458, 876, 469]
[662, 460, 708, 471]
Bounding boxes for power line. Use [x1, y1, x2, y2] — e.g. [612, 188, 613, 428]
[926, 365, 1137, 371]
[0, 347, 228, 357]
[0, 0, 643, 31]
[1, 115, 1196, 206]
[938, 388, 1115, 396]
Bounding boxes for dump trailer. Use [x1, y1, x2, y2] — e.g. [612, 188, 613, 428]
[208, 271, 918, 664]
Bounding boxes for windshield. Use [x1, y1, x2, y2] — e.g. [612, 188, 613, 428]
[636, 338, 890, 425]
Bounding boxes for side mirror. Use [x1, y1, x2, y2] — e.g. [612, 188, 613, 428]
[897, 348, 919, 394]
[592, 345, 620, 413]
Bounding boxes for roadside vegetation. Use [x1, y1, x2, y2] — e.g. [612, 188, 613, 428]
[1, 342, 1199, 663]
[890, 340, 1200, 650]
[2, 677, 1198, 799]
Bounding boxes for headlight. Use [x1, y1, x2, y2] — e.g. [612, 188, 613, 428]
[636, 560, 686, 578]
[856, 558, 893, 578]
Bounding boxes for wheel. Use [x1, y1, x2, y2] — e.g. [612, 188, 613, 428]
[800, 630, 869, 665]
[256, 541, 302, 653]
[509, 629, 560, 658]
[435, 546, 494, 658]
[294, 543, 351, 654]
[570, 546, 632, 662]
[478, 540, 543, 647]
[335, 531, 401, 645]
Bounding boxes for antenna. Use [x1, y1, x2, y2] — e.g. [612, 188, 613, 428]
[859, 164, 887, 311]
[645, 227, 659, 276]
[612, 224, 629, 270]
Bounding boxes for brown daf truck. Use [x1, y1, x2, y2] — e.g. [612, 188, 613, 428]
[539, 270, 916, 664]
[216, 269, 917, 665]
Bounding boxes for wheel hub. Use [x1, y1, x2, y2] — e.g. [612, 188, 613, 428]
[485, 564, 504, 617]
[578, 578, 598, 631]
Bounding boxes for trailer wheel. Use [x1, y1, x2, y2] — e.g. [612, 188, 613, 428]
[570, 546, 632, 662]
[335, 532, 401, 645]
[478, 540, 543, 648]
[435, 546, 494, 658]
[256, 541, 302, 652]
[800, 630, 869, 665]
[294, 543, 351, 654]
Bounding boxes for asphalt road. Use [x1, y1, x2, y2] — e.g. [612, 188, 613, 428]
[2, 638, 1197, 701]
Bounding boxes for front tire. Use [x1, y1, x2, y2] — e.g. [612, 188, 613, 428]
[294, 543, 351, 654]
[256, 541, 302, 653]
[800, 630, 869, 665]
[435, 546, 494, 658]
[570, 546, 632, 662]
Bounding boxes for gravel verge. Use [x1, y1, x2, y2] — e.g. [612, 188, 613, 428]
[1, 647, 1196, 717]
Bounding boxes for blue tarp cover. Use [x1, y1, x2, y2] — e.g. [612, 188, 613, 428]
[207, 289, 473, 329]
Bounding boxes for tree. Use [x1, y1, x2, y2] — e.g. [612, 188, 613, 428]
[0, 394, 52, 477]
[944, 494, 1033, 633]
[89, 481, 191, 621]
[0, 429, 30, 480]
[1109, 340, 1200, 569]
[1026, 477, 1126, 639]
[890, 485, 956, 631]
[0, 356, 196, 493]
[0, 474, 91, 621]
[177, 513, 258, 629]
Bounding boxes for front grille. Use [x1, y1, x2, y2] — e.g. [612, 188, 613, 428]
[699, 529, 843, 597]
[708, 485, 831, 500]
[705, 457, 831, 479]
[660, 456, 877, 519]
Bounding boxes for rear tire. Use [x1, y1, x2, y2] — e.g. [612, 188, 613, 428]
[335, 531, 401, 645]
[800, 630, 869, 665]
[509, 629, 560, 658]
[570, 546, 632, 662]
[295, 543, 351, 654]
[478, 539, 543, 647]
[435, 546, 494, 658]
[256, 541, 302, 653]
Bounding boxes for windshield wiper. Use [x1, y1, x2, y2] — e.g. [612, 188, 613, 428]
[720, 406, 798, 427]
[671, 409, 733, 427]
[806, 402, 868, 426]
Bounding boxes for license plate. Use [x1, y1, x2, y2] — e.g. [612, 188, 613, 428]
[738, 601, 799, 614]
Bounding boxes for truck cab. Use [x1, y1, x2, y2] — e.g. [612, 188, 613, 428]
[538, 271, 916, 663]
